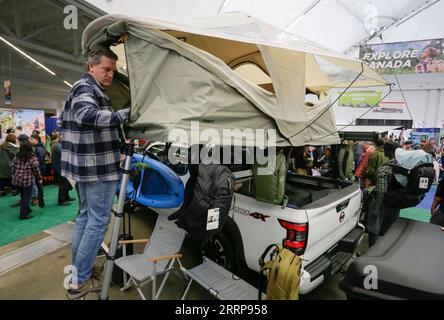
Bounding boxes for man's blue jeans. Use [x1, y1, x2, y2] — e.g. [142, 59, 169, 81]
[71, 180, 118, 285]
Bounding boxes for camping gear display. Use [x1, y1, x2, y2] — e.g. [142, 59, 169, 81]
[125, 154, 184, 209]
[340, 218, 444, 300]
[174, 164, 235, 241]
[258, 243, 302, 300]
[384, 149, 435, 209]
[386, 162, 435, 208]
[365, 149, 435, 237]
[81, 13, 389, 147]
[81, 13, 388, 300]
[252, 151, 286, 205]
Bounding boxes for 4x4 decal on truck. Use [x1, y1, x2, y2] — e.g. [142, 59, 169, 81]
[250, 212, 270, 222]
[233, 207, 270, 222]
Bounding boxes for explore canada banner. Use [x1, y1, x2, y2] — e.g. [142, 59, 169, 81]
[360, 39, 444, 74]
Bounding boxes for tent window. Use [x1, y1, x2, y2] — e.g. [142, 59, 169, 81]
[313, 55, 369, 85]
[233, 63, 271, 86]
[112, 44, 128, 75]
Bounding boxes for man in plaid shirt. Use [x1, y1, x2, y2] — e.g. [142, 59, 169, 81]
[60, 47, 130, 299]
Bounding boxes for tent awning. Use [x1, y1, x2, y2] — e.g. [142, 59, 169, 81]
[81, 13, 389, 147]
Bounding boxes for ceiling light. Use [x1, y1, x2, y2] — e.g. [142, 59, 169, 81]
[63, 80, 73, 87]
[0, 36, 56, 76]
[0, 36, 73, 88]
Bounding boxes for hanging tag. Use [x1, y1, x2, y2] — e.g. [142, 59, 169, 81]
[419, 177, 429, 189]
[206, 208, 220, 231]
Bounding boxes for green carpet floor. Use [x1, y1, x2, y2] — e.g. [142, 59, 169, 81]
[399, 185, 436, 223]
[0, 182, 437, 248]
[400, 207, 431, 223]
[0, 185, 78, 247]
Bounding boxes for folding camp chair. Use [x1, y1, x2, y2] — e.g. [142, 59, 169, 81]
[115, 214, 186, 300]
[181, 257, 264, 300]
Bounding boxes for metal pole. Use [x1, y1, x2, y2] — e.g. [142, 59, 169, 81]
[99, 142, 134, 300]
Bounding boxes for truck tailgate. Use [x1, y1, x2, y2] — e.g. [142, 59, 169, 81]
[302, 184, 361, 263]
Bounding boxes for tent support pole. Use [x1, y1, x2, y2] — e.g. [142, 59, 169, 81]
[99, 141, 134, 300]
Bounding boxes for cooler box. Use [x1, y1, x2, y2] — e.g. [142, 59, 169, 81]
[340, 218, 444, 300]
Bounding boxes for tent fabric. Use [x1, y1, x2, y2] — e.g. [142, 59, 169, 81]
[81, 13, 388, 89]
[82, 13, 388, 146]
[124, 27, 289, 146]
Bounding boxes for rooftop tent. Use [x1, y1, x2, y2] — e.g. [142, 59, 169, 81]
[82, 13, 389, 147]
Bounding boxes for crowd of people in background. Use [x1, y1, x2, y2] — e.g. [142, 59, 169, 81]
[290, 133, 443, 185]
[1, 125, 443, 226]
[0, 127, 74, 220]
[289, 132, 444, 235]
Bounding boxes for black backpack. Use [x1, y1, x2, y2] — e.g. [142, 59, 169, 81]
[174, 164, 235, 241]
[385, 162, 435, 209]
[405, 163, 435, 195]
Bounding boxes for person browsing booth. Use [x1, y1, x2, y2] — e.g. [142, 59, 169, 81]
[59, 47, 130, 299]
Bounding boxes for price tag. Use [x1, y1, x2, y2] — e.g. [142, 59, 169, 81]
[419, 177, 429, 189]
[206, 208, 220, 231]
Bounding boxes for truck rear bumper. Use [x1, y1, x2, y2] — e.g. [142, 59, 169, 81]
[300, 225, 365, 295]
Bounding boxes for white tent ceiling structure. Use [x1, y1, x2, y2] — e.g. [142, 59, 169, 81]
[87, 0, 444, 54]
[0, 0, 443, 127]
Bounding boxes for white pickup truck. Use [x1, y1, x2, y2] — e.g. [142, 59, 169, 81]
[143, 142, 364, 295]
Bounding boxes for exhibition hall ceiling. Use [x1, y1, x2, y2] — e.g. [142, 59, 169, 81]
[0, 0, 104, 111]
[88, 0, 444, 54]
[0, 0, 443, 111]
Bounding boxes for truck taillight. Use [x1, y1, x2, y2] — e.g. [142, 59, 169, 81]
[278, 219, 308, 255]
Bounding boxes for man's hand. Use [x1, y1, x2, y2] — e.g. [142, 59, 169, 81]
[116, 108, 130, 122]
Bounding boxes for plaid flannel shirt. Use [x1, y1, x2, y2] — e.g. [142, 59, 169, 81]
[11, 156, 42, 187]
[60, 73, 127, 182]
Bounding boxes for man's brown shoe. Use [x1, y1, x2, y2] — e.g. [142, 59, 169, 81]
[66, 280, 92, 300]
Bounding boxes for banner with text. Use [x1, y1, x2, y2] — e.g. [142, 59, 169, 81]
[372, 100, 405, 114]
[360, 39, 444, 74]
[338, 91, 382, 108]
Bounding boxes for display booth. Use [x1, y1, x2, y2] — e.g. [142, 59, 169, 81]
[0, 108, 55, 184]
[411, 128, 441, 145]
